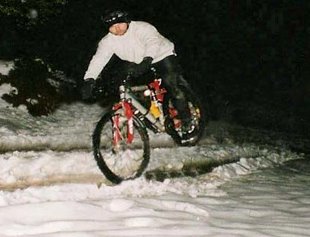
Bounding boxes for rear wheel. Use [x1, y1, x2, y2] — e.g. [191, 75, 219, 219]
[92, 108, 150, 184]
[164, 82, 206, 146]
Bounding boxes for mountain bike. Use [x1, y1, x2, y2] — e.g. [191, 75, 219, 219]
[92, 69, 206, 184]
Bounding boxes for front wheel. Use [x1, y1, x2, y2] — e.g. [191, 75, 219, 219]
[92, 108, 150, 184]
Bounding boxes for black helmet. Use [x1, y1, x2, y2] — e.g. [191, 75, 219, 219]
[102, 10, 131, 29]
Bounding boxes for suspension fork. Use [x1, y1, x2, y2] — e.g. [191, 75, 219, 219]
[112, 84, 135, 147]
[112, 102, 134, 146]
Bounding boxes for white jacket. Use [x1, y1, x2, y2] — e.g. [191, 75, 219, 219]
[84, 21, 175, 79]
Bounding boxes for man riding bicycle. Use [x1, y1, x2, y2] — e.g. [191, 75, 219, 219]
[82, 10, 193, 132]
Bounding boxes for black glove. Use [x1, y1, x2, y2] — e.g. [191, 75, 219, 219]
[81, 78, 96, 100]
[127, 57, 153, 77]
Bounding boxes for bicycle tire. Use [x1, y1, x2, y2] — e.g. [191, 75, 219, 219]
[92, 109, 150, 184]
[164, 82, 207, 146]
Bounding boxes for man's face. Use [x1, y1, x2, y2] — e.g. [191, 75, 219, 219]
[109, 23, 128, 36]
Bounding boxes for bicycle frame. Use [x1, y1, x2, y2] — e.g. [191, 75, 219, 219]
[111, 77, 168, 146]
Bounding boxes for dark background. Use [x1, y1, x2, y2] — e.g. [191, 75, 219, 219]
[0, 0, 309, 137]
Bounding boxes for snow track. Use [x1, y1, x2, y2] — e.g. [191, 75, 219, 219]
[0, 143, 302, 191]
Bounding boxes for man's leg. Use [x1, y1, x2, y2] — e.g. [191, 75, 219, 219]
[153, 56, 192, 130]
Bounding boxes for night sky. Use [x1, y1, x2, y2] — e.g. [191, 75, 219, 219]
[0, 0, 309, 137]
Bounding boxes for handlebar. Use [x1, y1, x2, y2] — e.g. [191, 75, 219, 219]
[130, 85, 148, 92]
[122, 75, 148, 92]
[121, 66, 158, 92]
[124, 67, 157, 83]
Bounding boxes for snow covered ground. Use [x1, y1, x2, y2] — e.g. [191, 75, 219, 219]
[0, 61, 309, 236]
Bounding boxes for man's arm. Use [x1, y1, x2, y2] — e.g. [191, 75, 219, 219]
[84, 37, 114, 80]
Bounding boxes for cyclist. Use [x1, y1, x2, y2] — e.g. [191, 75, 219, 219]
[82, 10, 193, 132]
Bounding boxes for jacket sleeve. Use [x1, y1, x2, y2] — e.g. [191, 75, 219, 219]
[83, 37, 114, 80]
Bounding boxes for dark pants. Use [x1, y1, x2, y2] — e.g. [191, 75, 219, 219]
[152, 55, 190, 120]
